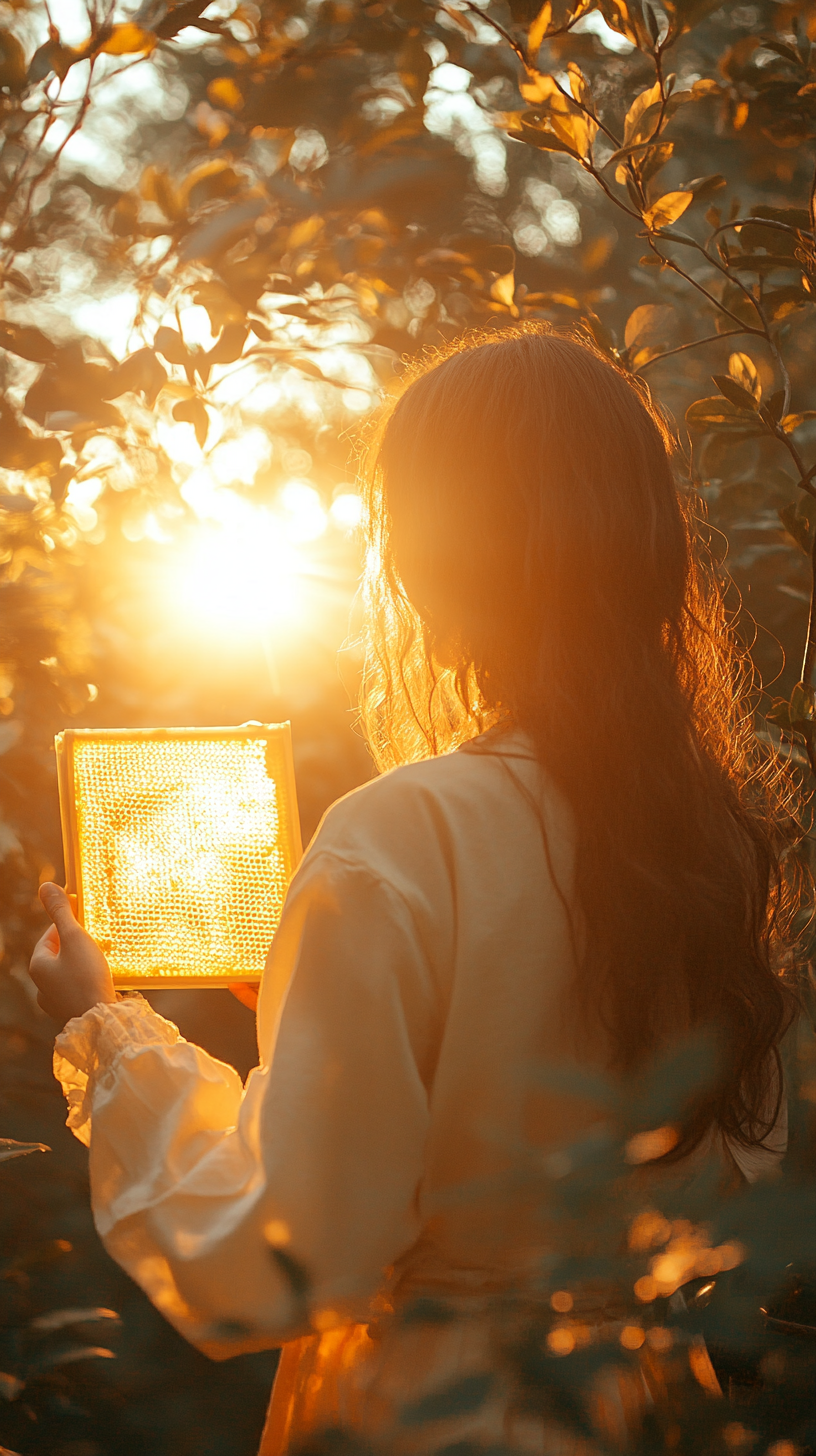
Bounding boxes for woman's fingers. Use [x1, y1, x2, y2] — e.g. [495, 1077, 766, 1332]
[229, 983, 259, 1013]
[39, 883, 78, 938]
[30, 923, 60, 968]
[29, 886, 116, 1027]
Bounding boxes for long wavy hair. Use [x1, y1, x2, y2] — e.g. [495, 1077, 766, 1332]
[360, 323, 802, 1158]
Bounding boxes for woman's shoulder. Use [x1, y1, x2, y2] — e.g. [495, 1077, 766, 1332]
[300, 728, 555, 891]
[309, 751, 486, 862]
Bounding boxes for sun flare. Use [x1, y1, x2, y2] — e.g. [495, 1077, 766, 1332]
[172, 515, 307, 636]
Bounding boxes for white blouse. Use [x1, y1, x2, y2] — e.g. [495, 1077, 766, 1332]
[52, 730, 785, 1451]
[53, 733, 594, 1353]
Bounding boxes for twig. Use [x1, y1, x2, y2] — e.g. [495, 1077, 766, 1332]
[709, 217, 816, 244]
[636, 328, 750, 370]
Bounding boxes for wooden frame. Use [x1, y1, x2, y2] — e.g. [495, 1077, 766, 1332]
[55, 723, 302, 988]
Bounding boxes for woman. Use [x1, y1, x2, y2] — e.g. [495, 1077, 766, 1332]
[30, 326, 797, 1454]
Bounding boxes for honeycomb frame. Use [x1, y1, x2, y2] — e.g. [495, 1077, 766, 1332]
[55, 723, 302, 988]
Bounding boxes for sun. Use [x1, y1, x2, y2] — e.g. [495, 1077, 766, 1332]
[172, 513, 307, 638]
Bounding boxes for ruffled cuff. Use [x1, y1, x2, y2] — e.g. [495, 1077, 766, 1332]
[53, 995, 181, 1147]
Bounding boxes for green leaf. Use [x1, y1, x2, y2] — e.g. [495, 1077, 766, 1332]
[0, 29, 27, 91]
[178, 198, 267, 265]
[101, 349, 167, 406]
[778, 503, 812, 554]
[765, 697, 792, 730]
[712, 373, 759, 411]
[154, 328, 188, 366]
[728, 351, 761, 401]
[624, 303, 674, 348]
[790, 680, 816, 723]
[781, 410, 816, 432]
[27, 38, 74, 85]
[685, 396, 765, 431]
[763, 285, 811, 321]
[0, 322, 56, 364]
[171, 397, 209, 448]
[206, 324, 249, 366]
[767, 682, 816, 733]
[681, 173, 726, 200]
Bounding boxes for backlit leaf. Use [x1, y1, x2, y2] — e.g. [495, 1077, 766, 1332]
[154, 328, 188, 366]
[528, 1, 552, 55]
[180, 160, 241, 209]
[728, 352, 760, 401]
[685, 396, 765, 430]
[0, 322, 56, 364]
[596, 0, 642, 47]
[778, 504, 812, 554]
[178, 198, 267, 263]
[548, 92, 595, 157]
[100, 23, 156, 55]
[623, 81, 661, 147]
[207, 324, 249, 366]
[682, 173, 726, 200]
[0, 29, 27, 91]
[642, 190, 693, 230]
[207, 76, 243, 111]
[712, 373, 759, 411]
[491, 272, 515, 308]
[27, 39, 73, 84]
[624, 303, 674, 348]
[140, 166, 181, 221]
[641, 142, 674, 184]
[520, 71, 558, 104]
[101, 349, 167, 406]
[172, 397, 209, 448]
[508, 115, 578, 156]
[567, 62, 591, 108]
[781, 411, 816, 432]
[763, 286, 810, 321]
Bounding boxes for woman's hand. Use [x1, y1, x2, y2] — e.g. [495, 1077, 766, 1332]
[29, 884, 116, 1028]
[229, 983, 259, 1013]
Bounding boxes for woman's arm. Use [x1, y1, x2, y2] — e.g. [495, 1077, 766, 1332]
[31, 857, 435, 1358]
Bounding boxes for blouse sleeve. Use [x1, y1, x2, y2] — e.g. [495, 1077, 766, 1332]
[53, 853, 436, 1358]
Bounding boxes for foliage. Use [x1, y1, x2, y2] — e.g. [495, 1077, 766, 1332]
[268, 1025, 816, 1456]
[2, 0, 816, 1451]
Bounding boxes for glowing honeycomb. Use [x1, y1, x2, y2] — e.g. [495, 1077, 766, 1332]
[55, 725, 301, 986]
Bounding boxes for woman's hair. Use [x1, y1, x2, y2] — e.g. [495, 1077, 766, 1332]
[360, 322, 802, 1158]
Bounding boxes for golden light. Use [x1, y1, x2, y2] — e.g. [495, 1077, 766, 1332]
[173, 517, 307, 635]
[550, 1290, 574, 1313]
[167, 464, 334, 638]
[330, 491, 363, 532]
[546, 1327, 575, 1357]
[56, 724, 302, 987]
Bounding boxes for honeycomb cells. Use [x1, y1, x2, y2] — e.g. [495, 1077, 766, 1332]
[61, 729, 300, 984]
